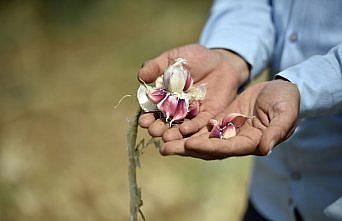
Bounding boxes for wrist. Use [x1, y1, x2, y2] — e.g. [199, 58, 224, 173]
[212, 49, 250, 86]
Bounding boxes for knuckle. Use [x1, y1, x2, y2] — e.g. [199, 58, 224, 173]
[138, 117, 149, 128]
[273, 101, 288, 113]
[148, 127, 158, 137]
[162, 130, 180, 142]
[162, 133, 171, 142]
[142, 59, 152, 67]
[180, 124, 192, 134]
[184, 142, 195, 151]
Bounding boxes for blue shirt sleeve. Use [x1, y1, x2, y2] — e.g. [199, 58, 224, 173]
[276, 43, 342, 118]
[199, 0, 275, 78]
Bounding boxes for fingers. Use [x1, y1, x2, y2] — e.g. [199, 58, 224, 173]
[138, 113, 155, 128]
[185, 126, 262, 157]
[160, 139, 217, 160]
[140, 111, 211, 142]
[160, 110, 213, 143]
[148, 119, 168, 137]
[160, 127, 209, 157]
[139, 113, 169, 138]
[160, 140, 187, 156]
[140, 115, 184, 141]
[179, 111, 213, 136]
[162, 126, 183, 142]
[259, 105, 297, 154]
[138, 53, 168, 83]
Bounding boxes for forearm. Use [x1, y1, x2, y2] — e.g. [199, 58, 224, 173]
[276, 43, 342, 118]
[200, 0, 275, 79]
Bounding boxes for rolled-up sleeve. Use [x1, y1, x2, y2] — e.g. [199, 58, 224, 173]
[200, 0, 275, 78]
[276, 43, 342, 118]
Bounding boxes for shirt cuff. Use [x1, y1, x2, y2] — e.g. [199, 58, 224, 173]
[275, 71, 327, 119]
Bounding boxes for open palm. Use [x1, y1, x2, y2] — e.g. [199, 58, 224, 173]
[159, 80, 300, 160]
[138, 44, 249, 141]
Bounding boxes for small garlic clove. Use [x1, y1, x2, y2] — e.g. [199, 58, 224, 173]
[157, 94, 179, 119]
[168, 70, 188, 94]
[222, 113, 249, 128]
[209, 124, 222, 139]
[188, 84, 206, 101]
[137, 85, 159, 112]
[163, 72, 171, 91]
[208, 119, 219, 130]
[183, 73, 193, 91]
[208, 119, 219, 128]
[171, 99, 189, 123]
[163, 58, 189, 94]
[187, 100, 200, 119]
[147, 88, 167, 104]
[222, 123, 236, 139]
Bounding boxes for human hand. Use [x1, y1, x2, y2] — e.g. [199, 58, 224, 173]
[160, 79, 300, 160]
[138, 44, 249, 141]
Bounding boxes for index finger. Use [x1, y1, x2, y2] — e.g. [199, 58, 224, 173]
[138, 54, 169, 83]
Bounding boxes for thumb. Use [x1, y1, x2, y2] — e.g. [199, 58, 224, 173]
[258, 110, 297, 155]
[138, 53, 169, 83]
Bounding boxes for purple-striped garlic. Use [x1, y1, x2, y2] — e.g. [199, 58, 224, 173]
[208, 113, 251, 139]
[137, 58, 206, 126]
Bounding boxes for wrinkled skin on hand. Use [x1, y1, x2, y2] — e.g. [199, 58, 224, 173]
[138, 44, 249, 143]
[159, 80, 300, 160]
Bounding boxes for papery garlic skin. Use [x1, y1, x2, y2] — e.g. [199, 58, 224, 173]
[137, 85, 159, 112]
[155, 76, 164, 88]
[188, 84, 206, 101]
[137, 58, 206, 125]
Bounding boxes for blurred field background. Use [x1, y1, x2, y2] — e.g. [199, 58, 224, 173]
[0, 1, 255, 220]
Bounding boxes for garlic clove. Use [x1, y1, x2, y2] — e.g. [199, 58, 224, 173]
[187, 100, 200, 119]
[183, 73, 193, 91]
[168, 70, 188, 94]
[209, 124, 222, 138]
[171, 99, 189, 123]
[163, 58, 189, 94]
[222, 123, 236, 139]
[157, 95, 178, 119]
[222, 113, 249, 128]
[147, 88, 167, 104]
[208, 119, 219, 130]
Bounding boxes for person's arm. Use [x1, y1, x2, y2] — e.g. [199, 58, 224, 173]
[276, 43, 342, 118]
[200, 0, 275, 79]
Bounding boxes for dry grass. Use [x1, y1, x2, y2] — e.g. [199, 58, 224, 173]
[0, 1, 253, 220]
